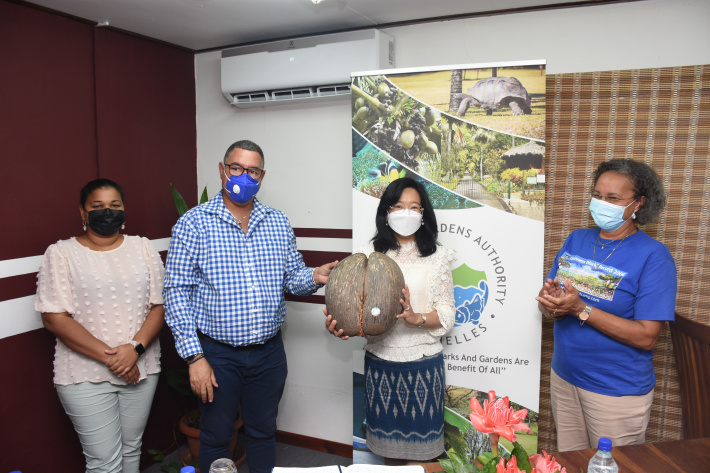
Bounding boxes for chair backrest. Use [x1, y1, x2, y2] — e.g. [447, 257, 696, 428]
[669, 313, 710, 439]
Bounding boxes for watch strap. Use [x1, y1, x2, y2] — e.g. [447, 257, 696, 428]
[415, 313, 427, 327]
[130, 340, 146, 356]
[579, 305, 592, 326]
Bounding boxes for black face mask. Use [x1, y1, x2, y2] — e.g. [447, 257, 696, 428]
[86, 209, 125, 236]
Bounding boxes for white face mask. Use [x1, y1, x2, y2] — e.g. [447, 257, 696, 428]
[388, 209, 423, 237]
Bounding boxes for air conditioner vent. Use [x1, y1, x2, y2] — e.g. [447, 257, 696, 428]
[233, 92, 269, 105]
[272, 88, 314, 101]
[317, 84, 351, 96]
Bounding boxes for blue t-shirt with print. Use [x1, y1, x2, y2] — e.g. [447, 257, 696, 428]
[546, 228, 676, 396]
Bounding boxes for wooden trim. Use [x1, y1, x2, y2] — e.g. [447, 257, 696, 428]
[0, 273, 38, 303]
[670, 313, 710, 341]
[294, 228, 352, 239]
[285, 294, 326, 305]
[276, 430, 353, 459]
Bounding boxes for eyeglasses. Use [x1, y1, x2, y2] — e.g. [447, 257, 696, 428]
[591, 192, 636, 205]
[389, 204, 423, 214]
[225, 162, 263, 179]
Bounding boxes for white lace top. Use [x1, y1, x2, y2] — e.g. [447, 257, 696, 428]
[34, 236, 164, 386]
[359, 241, 455, 362]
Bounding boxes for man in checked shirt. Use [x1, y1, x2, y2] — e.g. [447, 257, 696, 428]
[164, 139, 337, 473]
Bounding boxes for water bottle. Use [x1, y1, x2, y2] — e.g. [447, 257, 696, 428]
[587, 437, 619, 473]
[209, 458, 237, 473]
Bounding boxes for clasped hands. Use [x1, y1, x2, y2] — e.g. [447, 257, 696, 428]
[104, 344, 140, 384]
[535, 278, 586, 320]
[324, 284, 420, 339]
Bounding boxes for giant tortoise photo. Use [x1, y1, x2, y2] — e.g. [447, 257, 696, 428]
[455, 76, 532, 116]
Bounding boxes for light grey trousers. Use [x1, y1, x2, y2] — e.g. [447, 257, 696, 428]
[550, 369, 653, 452]
[56, 374, 158, 473]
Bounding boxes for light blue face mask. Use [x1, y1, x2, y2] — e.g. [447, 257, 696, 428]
[589, 197, 636, 232]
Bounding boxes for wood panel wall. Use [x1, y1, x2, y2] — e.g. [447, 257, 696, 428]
[0, 1, 197, 471]
[538, 65, 710, 453]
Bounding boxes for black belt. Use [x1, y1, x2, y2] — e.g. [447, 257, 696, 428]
[196, 330, 278, 349]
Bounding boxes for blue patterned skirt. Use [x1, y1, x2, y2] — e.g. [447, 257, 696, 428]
[364, 351, 445, 460]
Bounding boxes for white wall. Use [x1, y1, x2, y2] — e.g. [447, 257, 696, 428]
[194, 0, 710, 445]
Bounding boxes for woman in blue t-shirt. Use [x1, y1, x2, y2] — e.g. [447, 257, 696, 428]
[536, 159, 676, 452]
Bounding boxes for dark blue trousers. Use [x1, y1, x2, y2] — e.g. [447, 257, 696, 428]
[198, 331, 288, 473]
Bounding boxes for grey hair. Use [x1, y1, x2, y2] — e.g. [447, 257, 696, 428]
[223, 140, 265, 168]
[592, 159, 666, 225]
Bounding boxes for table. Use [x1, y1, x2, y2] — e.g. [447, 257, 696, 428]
[424, 437, 710, 473]
[551, 437, 710, 473]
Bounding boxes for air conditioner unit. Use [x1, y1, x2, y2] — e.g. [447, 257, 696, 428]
[221, 30, 394, 108]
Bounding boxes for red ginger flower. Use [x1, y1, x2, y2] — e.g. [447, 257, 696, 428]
[529, 450, 566, 473]
[496, 455, 537, 473]
[469, 390, 531, 443]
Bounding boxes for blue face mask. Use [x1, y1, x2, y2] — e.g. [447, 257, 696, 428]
[589, 197, 636, 232]
[223, 170, 260, 204]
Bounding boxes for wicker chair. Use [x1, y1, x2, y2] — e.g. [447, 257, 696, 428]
[669, 313, 710, 439]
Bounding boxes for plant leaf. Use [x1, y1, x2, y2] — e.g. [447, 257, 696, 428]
[476, 452, 494, 466]
[439, 458, 458, 473]
[445, 407, 474, 433]
[170, 183, 189, 217]
[446, 450, 481, 473]
[199, 186, 209, 204]
[480, 456, 500, 473]
[444, 426, 469, 458]
[511, 441, 533, 473]
[148, 449, 165, 461]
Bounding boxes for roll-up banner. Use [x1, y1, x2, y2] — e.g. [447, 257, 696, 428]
[351, 60, 546, 461]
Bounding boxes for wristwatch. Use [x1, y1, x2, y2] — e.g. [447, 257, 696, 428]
[130, 340, 146, 356]
[415, 313, 427, 328]
[578, 305, 592, 326]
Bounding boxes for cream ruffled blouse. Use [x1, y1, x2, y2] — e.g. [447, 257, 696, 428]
[358, 241, 455, 362]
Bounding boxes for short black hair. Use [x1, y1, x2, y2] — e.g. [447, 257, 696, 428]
[80, 179, 124, 208]
[372, 177, 438, 257]
[223, 139, 265, 168]
[592, 159, 666, 225]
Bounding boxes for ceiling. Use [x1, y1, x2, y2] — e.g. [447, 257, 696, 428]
[24, 0, 626, 52]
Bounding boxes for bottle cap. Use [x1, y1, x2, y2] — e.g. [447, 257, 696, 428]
[181, 467, 196, 473]
[598, 437, 612, 451]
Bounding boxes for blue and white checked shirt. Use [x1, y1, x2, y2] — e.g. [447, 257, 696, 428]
[163, 193, 319, 358]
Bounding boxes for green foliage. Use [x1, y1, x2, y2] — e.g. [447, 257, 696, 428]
[147, 448, 182, 473]
[148, 449, 165, 462]
[170, 184, 189, 217]
[500, 168, 541, 186]
[511, 441, 533, 472]
[200, 187, 208, 205]
[440, 177, 461, 190]
[445, 408, 474, 438]
[170, 184, 209, 217]
[439, 450, 482, 473]
[485, 181, 504, 196]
